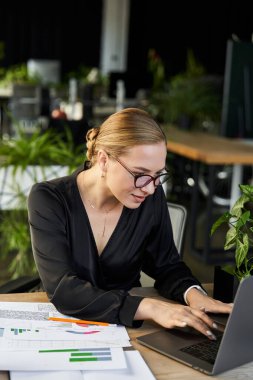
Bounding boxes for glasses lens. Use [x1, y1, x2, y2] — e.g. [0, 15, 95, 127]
[135, 173, 170, 188]
[154, 173, 170, 186]
[135, 176, 153, 188]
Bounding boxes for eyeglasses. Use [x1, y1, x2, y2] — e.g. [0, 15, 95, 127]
[111, 155, 170, 188]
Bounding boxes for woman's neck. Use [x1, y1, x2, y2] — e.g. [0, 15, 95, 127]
[78, 169, 120, 212]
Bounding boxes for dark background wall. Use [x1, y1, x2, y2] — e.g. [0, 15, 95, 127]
[0, 1, 252, 91]
[128, 1, 253, 78]
[0, 1, 103, 74]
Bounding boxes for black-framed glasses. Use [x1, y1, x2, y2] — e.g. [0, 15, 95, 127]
[111, 155, 170, 188]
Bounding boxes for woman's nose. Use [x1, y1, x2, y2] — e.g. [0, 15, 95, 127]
[140, 181, 156, 194]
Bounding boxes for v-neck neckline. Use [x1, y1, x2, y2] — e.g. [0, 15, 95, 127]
[74, 168, 126, 257]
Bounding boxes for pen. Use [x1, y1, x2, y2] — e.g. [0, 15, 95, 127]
[48, 317, 111, 326]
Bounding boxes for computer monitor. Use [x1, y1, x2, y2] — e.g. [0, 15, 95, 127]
[221, 39, 253, 138]
[27, 59, 61, 85]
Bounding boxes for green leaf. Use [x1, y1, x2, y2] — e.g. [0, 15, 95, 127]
[235, 234, 249, 268]
[239, 184, 253, 199]
[222, 264, 236, 276]
[210, 212, 231, 236]
[230, 194, 249, 218]
[224, 227, 237, 250]
[235, 210, 251, 229]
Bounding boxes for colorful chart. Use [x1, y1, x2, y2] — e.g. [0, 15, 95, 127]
[39, 347, 112, 362]
[11, 328, 39, 336]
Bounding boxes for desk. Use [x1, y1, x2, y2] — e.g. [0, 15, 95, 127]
[1, 288, 253, 380]
[166, 126, 253, 263]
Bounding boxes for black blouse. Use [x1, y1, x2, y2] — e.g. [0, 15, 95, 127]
[27, 166, 202, 327]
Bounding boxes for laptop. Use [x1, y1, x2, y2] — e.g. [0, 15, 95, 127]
[137, 276, 253, 375]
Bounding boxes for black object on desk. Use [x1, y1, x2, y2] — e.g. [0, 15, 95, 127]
[213, 265, 239, 303]
[0, 276, 41, 293]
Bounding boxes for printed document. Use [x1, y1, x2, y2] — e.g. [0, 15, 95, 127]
[10, 351, 156, 380]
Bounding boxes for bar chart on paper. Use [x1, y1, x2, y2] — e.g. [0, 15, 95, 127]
[10, 328, 39, 335]
[0, 346, 127, 370]
[7, 326, 101, 339]
[10, 351, 157, 380]
[0, 302, 129, 371]
[0, 324, 130, 349]
[39, 347, 113, 362]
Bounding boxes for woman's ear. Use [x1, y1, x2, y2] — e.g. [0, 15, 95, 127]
[97, 150, 109, 177]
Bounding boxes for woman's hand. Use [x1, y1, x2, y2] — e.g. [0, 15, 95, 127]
[134, 297, 222, 340]
[185, 287, 233, 314]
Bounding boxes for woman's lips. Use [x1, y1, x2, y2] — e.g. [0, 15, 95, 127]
[132, 194, 146, 203]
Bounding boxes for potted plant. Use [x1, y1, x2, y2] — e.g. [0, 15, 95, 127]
[0, 63, 41, 89]
[211, 184, 253, 300]
[147, 49, 222, 131]
[0, 127, 85, 279]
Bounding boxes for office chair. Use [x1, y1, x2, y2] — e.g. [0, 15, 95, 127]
[140, 202, 187, 287]
[166, 202, 187, 255]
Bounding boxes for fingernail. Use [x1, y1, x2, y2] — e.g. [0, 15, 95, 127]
[200, 306, 205, 311]
[206, 330, 216, 340]
[212, 322, 218, 329]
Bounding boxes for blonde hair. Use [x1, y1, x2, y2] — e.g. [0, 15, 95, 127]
[86, 107, 166, 164]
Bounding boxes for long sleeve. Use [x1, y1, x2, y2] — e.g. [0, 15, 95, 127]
[28, 175, 143, 327]
[141, 189, 204, 303]
[27, 169, 203, 327]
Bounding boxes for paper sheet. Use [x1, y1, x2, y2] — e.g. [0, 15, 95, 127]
[0, 346, 126, 371]
[0, 302, 130, 349]
[10, 351, 156, 380]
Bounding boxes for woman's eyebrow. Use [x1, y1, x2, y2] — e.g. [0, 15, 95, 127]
[132, 165, 166, 173]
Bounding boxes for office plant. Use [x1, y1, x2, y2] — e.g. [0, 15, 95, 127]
[0, 127, 85, 279]
[211, 184, 253, 282]
[0, 192, 35, 278]
[148, 49, 222, 131]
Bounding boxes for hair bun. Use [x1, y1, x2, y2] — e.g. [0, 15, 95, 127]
[86, 127, 99, 142]
[86, 127, 100, 160]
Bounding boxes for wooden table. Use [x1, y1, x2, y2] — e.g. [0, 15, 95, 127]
[166, 126, 253, 263]
[166, 126, 253, 165]
[1, 288, 253, 380]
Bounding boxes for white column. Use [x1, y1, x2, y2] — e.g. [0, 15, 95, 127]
[100, 0, 130, 75]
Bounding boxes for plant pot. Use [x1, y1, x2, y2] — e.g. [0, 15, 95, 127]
[213, 266, 239, 303]
[0, 165, 69, 209]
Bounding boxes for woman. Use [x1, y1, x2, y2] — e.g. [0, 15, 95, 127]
[28, 108, 232, 340]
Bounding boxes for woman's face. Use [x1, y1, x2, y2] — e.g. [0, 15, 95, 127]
[106, 142, 167, 208]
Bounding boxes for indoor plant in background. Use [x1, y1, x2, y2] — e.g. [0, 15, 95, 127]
[211, 184, 253, 301]
[147, 49, 222, 132]
[0, 127, 85, 280]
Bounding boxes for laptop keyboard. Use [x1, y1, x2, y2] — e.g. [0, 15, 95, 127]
[180, 335, 222, 365]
